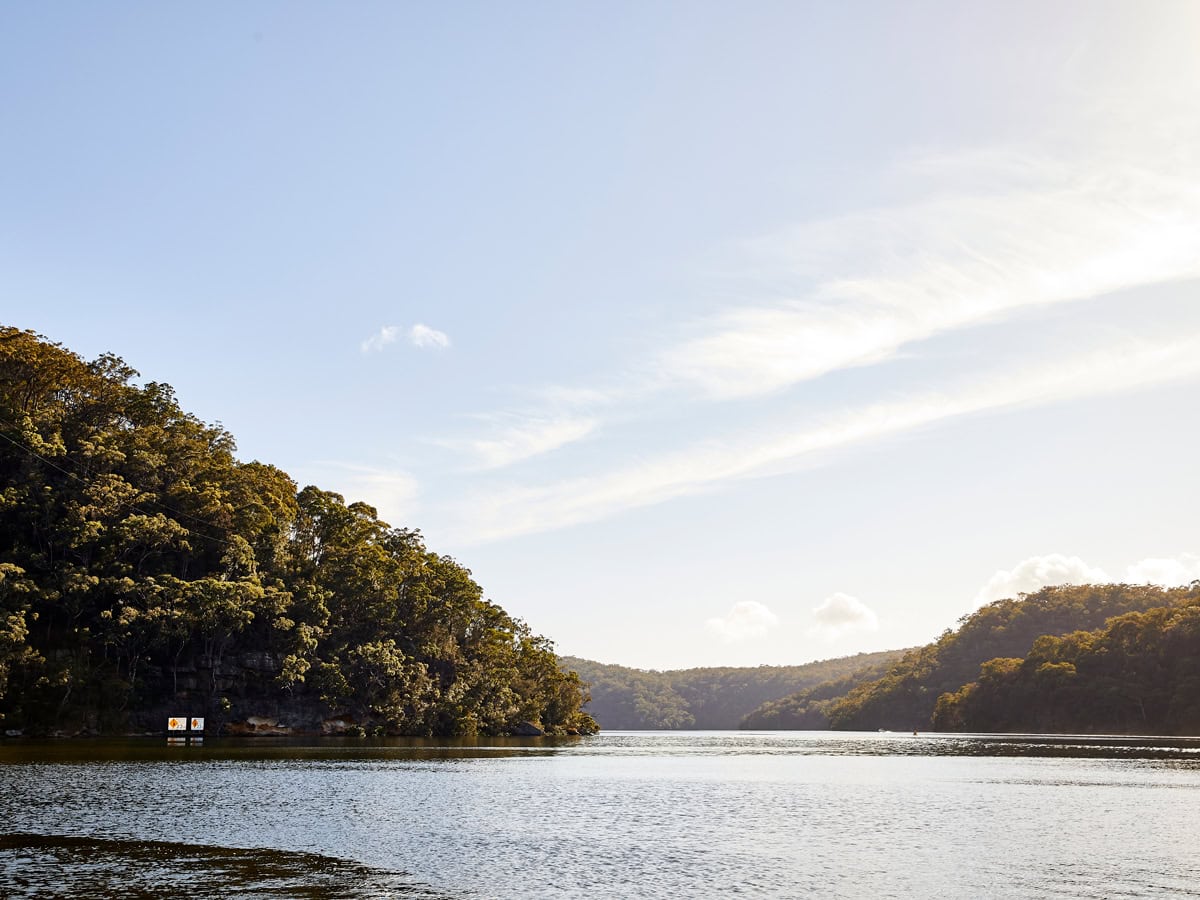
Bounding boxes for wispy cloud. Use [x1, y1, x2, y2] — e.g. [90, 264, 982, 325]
[455, 336, 1200, 542]
[361, 323, 450, 353]
[656, 160, 1200, 400]
[450, 415, 599, 470]
[808, 593, 879, 641]
[361, 325, 400, 354]
[705, 601, 779, 642]
[442, 151, 1200, 468]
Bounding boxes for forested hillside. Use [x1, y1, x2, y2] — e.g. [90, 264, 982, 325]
[562, 650, 904, 730]
[933, 592, 1200, 734]
[738, 656, 897, 729]
[740, 584, 1198, 732]
[823, 584, 1194, 731]
[0, 327, 596, 737]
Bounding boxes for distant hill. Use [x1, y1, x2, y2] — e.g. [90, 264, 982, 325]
[561, 650, 906, 730]
[821, 583, 1195, 731]
[739, 656, 898, 729]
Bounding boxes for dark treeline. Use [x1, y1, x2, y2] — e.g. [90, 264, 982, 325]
[740, 583, 1199, 733]
[562, 650, 905, 730]
[0, 327, 596, 737]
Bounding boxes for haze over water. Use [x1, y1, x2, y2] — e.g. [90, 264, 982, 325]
[3, 732, 1199, 898]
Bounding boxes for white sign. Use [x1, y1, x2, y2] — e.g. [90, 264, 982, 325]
[190, 717, 205, 732]
[167, 717, 187, 732]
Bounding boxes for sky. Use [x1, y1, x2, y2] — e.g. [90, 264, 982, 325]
[3, 1, 1199, 669]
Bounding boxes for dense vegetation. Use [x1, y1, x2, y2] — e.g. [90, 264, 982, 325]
[821, 584, 1195, 731]
[0, 327, 596, 737]
[562, 650, 904, 730]
[933, 592, 1200, 734]
[738, 656, 898, 729]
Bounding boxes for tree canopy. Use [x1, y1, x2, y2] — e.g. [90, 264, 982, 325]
[0, 327, 596, 736]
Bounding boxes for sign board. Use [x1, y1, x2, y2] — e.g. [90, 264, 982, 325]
[167, 717, 187, 732]
[190, 717, 205, 732]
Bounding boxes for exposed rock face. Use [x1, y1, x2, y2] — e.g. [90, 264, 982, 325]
[238, 652, 282, 672]
[509, 721, 545, 736]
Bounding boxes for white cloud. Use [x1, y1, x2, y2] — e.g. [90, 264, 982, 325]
[408, 323, 450, 349]
[973, 552, 1200, 607]
[455, 335, 1200, 542]
[974, 553, 1110, 606]
[360, 323, 450, 353]
[705, 601, 779, 642]
[1125, 554, 1200, 587]
[361, 325, 400, 354]
[456, 415, 599, 470]
[808, 592, 879, 640]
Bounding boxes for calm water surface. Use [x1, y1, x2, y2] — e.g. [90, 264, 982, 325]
[1, 731, 1198, 898]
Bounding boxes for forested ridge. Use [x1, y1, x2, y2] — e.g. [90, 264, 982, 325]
[738, 656, 898, 729]
[825, 584, 1193, 731]
[0, 327, 596, 737]
[740, 583, 1200, 733]
[562, 650, 905, 729]
[933, 590, 1200, 734]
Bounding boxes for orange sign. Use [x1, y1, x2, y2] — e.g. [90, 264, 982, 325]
[167, 717, 187, 731]
[190, 717, 205, 732]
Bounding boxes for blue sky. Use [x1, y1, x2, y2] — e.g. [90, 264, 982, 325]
[4, 2, 1200, 668]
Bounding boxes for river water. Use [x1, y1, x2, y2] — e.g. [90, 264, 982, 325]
[1, 731, 1198, 898]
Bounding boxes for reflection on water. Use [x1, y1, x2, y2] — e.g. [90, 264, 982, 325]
[562, 730, 1200, 760]
[2, 731, 1199, 899]
[6, 730, 1200, 765]
[0, 734, 584, 765]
